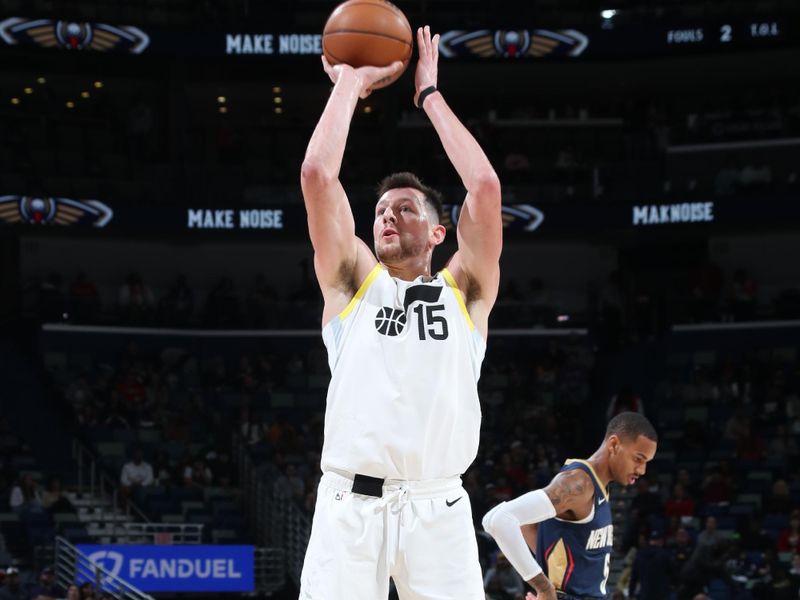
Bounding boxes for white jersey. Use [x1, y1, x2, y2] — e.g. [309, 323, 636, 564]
[320, 264, 486, 481]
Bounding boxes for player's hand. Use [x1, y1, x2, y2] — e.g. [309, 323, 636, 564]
[414, 25, 439, 106]
[528, 574, 557, 600]
[321, 55, 404, 99]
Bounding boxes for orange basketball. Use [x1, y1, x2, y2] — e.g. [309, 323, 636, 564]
[322, 0, 413, 89]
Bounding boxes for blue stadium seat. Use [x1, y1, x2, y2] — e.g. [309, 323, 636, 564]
[763, 514, 789, 531]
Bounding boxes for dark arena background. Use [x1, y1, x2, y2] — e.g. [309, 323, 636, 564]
[1, 0, 800, 599]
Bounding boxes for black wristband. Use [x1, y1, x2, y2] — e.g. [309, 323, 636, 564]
[416, 85, 437, 109]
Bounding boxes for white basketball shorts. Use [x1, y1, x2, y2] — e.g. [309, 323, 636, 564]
[299, 471, 485, 600]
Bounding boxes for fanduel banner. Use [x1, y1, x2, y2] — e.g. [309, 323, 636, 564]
[76, 545, 254, 592]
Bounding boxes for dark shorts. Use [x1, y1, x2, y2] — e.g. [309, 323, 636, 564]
[557, 592, 603, 600]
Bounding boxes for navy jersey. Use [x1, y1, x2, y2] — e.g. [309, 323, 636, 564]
[535, 460, 613, 599]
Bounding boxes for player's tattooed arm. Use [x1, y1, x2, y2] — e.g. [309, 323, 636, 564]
[528, 573, 557, 600]
[543, 469, 593, 514]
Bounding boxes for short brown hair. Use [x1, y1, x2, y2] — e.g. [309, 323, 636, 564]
[377, 172, 443, 223]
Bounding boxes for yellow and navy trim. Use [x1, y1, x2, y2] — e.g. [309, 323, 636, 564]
[564, 459, 610, 502]
[441, 268, 475, 331]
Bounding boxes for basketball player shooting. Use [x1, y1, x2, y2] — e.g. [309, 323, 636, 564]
[482, 413, 658, 600]
[298, 25, 502, 600]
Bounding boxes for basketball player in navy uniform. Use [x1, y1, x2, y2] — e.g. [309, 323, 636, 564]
[298, 26, 502, 600]
[482, 412, 658, 600]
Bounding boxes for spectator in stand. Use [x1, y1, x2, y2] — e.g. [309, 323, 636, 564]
[183, 457, 213, 488]
[688, 259, 724, 323]
[777, 510, 800, 554]
[160, 274, 194, 326]
[65, 374, 94, 409]
[629, 529, 672, 600]
[736, 421, 766, 461]
[41, 478, 73, 514]
[63, 585, 81, 600]
[676, 468, 699, 499]
[483, 553, 525, 600]
[724, 410, 749, 442]
[118, 272, 156, 324]
[78, 581, 95, 600]
[240, 408, 268, 447]
[68, 271, 101, 323]
[740, 518, 773, 553]
[210, 451, 235, 489]
[274, 464, 305, 502]
[30, 566, 63, 600]
[9, 473, 43, 512]
[207, 276, 241, 327]
[665, 483, 696, 519]
[152, 451, 174, 488]
[701, 464, 734, 505]
[607, 385, 645, 420]
[0, 567, 22, 600]
[693, 517, 725, 562]
[789, 554, 800, 596]
[670, 527, 695, 582]
[765, 479, 794, 515]
[624, 478, 664, 550]
[729, 268, 758, 321]
[120, 447, 154, 503]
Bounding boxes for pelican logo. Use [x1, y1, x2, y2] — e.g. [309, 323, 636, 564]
[87, 550, 125, 581]
[444, 204, 544, 232]
[0, 196, 114, 227]
[439, 29, 588, 59]
[494, 31, 531, 58]
[0, 17, 150, 54]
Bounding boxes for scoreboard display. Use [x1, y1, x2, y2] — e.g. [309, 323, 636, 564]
[0, 15, 796, 59]
[439, 19, 794, 60]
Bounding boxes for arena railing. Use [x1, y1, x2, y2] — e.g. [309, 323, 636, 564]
[54, 536, 154, 600]
[73, 437, 150, 524]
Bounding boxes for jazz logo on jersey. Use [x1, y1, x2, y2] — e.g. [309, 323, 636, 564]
[374, 284, 448, 341]
[586, 525, 614, 550]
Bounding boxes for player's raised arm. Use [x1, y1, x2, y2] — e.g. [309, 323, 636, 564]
[414, 26, 502, 314]
[301, 58, 403, 304]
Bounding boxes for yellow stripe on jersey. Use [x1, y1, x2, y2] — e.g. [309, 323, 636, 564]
[441, 268, 475, 331]
[547, 538, 568, 591]
[565, 459, 610, 501]
[339, 264, 384, 321]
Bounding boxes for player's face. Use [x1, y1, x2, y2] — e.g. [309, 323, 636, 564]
[373, 187, 437, 263]
[609, 434, 657, 486]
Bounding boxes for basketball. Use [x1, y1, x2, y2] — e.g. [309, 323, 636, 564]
[322, 0, 413, 89]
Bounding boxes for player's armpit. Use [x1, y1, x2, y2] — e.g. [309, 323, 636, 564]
[543, 468, 593, 514]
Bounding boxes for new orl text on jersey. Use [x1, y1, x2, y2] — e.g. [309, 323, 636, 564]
[585, 524, 614, 551]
